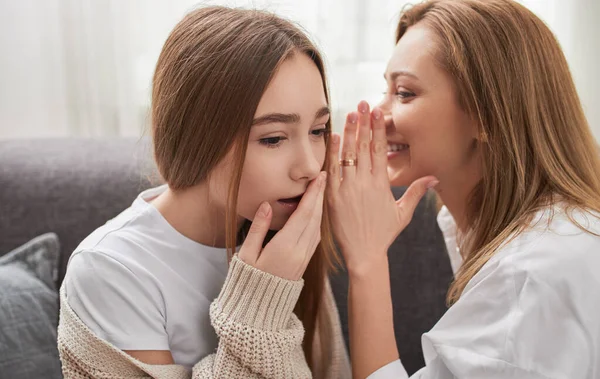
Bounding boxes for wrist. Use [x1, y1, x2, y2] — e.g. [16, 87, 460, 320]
[346, 252, 390, 281]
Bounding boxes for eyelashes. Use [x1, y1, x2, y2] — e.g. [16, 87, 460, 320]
[258, 127, 328, 148]
[382, 90, 416, 100]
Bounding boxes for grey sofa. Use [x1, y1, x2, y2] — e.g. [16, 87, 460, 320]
[0, 138, 453, 377]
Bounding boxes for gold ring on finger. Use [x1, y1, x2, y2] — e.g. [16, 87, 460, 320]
[339, 159, 357, 166]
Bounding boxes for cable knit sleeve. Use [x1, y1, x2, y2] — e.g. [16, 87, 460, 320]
[58, 255, 314, 378]
[192, 255, 311, 378]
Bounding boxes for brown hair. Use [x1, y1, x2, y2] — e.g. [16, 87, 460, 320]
[396, 0, 600, 304]
[151, 6, 338, 375]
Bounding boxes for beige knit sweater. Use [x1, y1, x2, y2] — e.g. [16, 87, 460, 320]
[57, 255, 351, 378]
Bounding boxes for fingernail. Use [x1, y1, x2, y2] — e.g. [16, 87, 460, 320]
[320, 172, 327, 188]
[258, 202, 270, 217]
[427, 180, 439, 189]
[372, 108, 382, 120]
[348, 113, 358, 124]
[358, 101, 369, 114]
[332, 134, 340, 144]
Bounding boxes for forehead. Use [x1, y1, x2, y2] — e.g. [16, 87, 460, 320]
[386, 24, 440, 79]
[254, 53, 327, 116]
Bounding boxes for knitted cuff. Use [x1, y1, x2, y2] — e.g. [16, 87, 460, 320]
[215, 255, 305, 331]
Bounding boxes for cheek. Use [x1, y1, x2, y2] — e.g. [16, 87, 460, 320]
[393, 106, 475, 172]
[235, 149, 287, 220]
[315, 139, 327, 168]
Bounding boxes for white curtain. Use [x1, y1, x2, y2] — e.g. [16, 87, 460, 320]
[0, 0, 598, 139]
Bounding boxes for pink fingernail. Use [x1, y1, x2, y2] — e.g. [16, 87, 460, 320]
[427, 180, 439, 189]
[372, 108, 382, 120]
[332, 134, 340, 144]
[258, 202, 271, 217]
[348, 113, 358, 124]
[358, 101, 369, 114]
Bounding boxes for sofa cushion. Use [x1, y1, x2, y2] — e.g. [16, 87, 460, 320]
[0, 138, 157, 286]
[0, 233, 62, 379]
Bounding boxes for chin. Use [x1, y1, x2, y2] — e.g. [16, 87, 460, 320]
[387, 167, 423, 187]
[387, 168, 409, 187]
[267, 215, 287, 231]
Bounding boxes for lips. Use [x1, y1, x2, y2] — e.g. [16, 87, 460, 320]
[278, 195, 303, 204]
[387, 143, 409, 152]
[277, 194, 303, 212]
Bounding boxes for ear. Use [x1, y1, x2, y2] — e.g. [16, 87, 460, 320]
[468, 116, 487, 143]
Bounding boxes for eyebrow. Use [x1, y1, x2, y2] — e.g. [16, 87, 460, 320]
[384, 70, 419, 81]
[252, 106, 330, 127]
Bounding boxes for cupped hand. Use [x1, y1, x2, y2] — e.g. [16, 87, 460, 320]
[238, 171, 327, 281]
[326, 101, 438, 274]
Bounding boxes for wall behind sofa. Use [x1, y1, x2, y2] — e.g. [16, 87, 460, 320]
[0, 0, 598, 140]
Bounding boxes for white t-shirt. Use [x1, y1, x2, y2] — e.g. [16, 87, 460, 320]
[64, 185, 230, 368]
[369, 205, 600, 379]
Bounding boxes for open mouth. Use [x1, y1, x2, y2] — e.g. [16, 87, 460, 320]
[387, 143, 409, 159]
[277, 194, 303, 211]
[387, 143, 409, 152]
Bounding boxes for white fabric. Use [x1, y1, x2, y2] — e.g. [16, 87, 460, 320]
[369, 205, 600, 379]
[64, 185, 231, 369]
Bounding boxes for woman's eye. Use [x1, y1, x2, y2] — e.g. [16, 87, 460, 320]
[259, 136, 285, 148]
[311, 128, 328, 138]
[382, 90, 416, 99]
[395, 91, 415, 99]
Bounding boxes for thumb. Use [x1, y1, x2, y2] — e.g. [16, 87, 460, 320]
[238, 202, 272, 265]
[396, 176, 439, 224]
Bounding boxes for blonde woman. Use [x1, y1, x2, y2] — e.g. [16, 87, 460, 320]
[327, 0, 600, 378]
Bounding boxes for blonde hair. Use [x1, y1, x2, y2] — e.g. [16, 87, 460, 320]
[151, 7, 338, 376]
[397, 0, 600, 304]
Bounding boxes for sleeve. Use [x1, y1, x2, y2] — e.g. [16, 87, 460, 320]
[65, 249, 170, 350]
[368, 256, 591, 379]
[191, 255, 311, 378]
[367, 360, 409, 379]
[59, 255, 314, 378]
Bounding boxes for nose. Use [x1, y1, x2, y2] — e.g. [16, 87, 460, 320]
[290, 141, 322, 182]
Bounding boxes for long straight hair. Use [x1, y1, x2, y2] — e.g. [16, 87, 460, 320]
[151, 6, 338, 376]
[396, 0, 600, 304]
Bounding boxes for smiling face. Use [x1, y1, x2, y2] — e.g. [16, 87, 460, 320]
[210, 52, 329, 230]
[380, 23, 481, 189]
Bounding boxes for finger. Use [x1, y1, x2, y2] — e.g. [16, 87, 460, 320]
[396, 176, 439, 226]
[238, 202, 272, 265]
[299, 170, 325, 254]
[371, 107, 388, 180]
[341, 112, 358, 180]
[356, 100, 372, 175]
[281, 171, 326, 240]
[326, 133, 341, 194]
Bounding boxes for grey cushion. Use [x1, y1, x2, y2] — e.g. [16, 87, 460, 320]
[329, 188, 452, 375]
[0, 138, 156, 286]
[0, 233, 62, 379]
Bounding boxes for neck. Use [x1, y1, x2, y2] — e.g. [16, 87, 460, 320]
[436, 173, 481, 234]
[151, 183, 244, 248]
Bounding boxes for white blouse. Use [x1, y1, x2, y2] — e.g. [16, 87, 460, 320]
[369, 206, 600, 379]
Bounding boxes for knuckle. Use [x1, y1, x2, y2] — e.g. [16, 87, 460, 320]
[248, 223, 262, 235]
[358, 141, 370, 153]
[328, 162, 339, 176]
[372, 141, 387, 155]
[343, 151, 357, 160]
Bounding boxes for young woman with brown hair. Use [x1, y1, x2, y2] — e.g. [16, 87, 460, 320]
[328, 0, 600, 378]
[57, 6, 350, 378]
